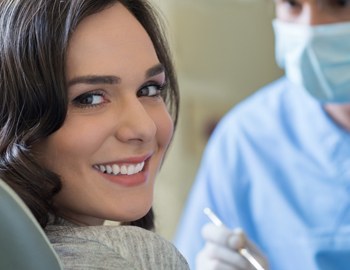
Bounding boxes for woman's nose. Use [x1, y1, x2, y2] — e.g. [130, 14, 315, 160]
[114, 97, 156, 144]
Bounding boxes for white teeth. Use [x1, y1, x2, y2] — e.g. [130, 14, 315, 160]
[99, 165, 106, 173]
[96, 161, 145, 176]
[136, 162, 144, 173]
[121, 165, 127, 174]
[106, 165, 112, 174]
[127, 165, 135, 175]
[112, 164, 120, 175]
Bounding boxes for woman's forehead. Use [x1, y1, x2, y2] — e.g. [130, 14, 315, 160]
[65, 2, 158, 82]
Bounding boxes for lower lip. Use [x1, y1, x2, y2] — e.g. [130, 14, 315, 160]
[98, 170, 149, 187]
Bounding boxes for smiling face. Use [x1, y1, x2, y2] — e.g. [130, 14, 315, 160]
[34, 3, 174, 225]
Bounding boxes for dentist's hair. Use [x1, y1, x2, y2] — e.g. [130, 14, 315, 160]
[0, 0, 178, 229]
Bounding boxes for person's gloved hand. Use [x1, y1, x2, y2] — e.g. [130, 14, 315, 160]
[196, 223, 268, 270]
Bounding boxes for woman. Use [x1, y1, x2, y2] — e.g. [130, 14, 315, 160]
[0, 0, 188, 268]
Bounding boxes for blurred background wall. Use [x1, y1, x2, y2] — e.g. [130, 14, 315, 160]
[149, 0, 283, 240]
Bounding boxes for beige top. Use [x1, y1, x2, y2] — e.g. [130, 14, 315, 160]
[45, 219, 189, 270]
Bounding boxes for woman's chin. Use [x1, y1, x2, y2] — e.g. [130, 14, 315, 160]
[111, 205, 152, 223]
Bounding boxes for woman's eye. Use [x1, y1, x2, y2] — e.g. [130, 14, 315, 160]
[72, 91, 106, 107]
[137, 84, 164, 98]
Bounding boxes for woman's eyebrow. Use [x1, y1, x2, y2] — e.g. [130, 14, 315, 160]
[67, 64, 164, 87]
[67, 75, 121, 87]
[146, 63, 165, 78]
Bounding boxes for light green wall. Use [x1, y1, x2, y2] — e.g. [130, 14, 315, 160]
[151, 0, 283, 240]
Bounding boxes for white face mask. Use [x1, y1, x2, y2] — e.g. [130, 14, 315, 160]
[273, 19, 350, 103]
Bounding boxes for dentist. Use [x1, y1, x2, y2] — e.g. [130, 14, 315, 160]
[175, 0, 350, 269]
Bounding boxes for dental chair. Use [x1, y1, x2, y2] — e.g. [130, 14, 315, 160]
[0, 179, 62, 270]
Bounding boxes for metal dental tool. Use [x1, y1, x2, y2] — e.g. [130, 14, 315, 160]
[203, 207, 265, 270]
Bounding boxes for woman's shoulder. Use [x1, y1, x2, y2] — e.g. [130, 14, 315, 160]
[45, 223, 189, 270]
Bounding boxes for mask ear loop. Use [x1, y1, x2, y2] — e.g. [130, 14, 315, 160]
[307, 44, 333, 98]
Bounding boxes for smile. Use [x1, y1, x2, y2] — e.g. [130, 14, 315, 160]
[94, 161, 145, 176]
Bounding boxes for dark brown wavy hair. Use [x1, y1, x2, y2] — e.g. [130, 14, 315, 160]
[0, 0, 178, 230]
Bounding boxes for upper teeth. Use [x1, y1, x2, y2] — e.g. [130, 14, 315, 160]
[95, 162, 145, 176]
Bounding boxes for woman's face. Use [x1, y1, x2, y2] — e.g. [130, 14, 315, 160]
[35, 3, 173, 225]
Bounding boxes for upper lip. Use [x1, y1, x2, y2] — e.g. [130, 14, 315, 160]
[94, 152, 153, 166]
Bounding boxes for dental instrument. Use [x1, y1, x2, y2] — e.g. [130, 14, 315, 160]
[203, 207, 265, 270]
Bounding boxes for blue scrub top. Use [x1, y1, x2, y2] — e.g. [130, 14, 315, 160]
[174, 77, 350, 270]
